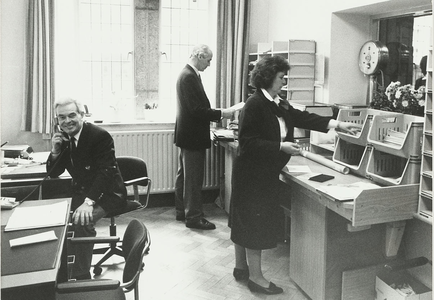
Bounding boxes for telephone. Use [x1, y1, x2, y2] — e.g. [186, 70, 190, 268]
[53, 117, 69, 141]
[54, 117, 63, 134]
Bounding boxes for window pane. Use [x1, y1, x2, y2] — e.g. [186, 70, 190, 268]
[79, 0, 133, 119]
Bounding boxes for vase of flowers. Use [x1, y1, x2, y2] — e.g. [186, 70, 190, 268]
[370, 81, 425, 116]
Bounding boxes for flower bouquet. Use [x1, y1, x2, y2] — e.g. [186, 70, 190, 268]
[370, 81, 425, 116]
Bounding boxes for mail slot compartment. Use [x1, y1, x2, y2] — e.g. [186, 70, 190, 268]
[288, 65, 315, 78]
[288, 53, 315, 65]
[367, 114, 424, 158]
[366, 149, 421, 186]
[333, 138, 371, 177]
[336, 109, 399, 146]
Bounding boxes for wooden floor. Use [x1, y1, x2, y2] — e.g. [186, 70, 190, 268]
[93, 203, 311, 300]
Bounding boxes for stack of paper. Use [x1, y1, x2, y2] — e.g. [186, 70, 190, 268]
[5, 200, 68, 231]
[212, 129, 235, 141]
[1, 197, 19, 210]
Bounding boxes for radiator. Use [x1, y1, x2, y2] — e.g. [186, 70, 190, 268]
[110, 130, 222, 194]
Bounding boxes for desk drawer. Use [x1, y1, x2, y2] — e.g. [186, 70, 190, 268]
[318, 184, 419, 226]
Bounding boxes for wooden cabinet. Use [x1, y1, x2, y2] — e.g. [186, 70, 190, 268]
[416, 46, 433, 224]
[248, 40, 316, 104]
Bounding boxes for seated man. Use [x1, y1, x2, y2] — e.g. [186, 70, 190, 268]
[47, 97, 127, 279]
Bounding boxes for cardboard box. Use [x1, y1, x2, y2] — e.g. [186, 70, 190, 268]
[375, 271, 432, 300]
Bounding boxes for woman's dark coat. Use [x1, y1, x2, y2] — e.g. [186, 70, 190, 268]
[230, 89, 331, 249]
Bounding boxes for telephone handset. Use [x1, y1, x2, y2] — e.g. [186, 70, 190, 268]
[53, 117, 69, 141]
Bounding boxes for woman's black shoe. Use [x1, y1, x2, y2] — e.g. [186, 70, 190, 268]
[233, 268, 249, 281]
[247, 280, 283, 295]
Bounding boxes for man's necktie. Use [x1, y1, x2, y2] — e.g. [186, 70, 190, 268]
[70, 137, 76, 166]
[198, 74, 205, 91]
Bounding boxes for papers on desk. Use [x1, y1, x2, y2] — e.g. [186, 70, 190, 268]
[316, 182, 381, 202]
[212, 129, 235, 141]
[9, 230, 57, 248]
[1, 197, 19, 210]
[284, 165, 311, 173]
[29, 151, 50, 163]
[5, 200, 69, 231]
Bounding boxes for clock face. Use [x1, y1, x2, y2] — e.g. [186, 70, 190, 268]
[359, 41, 388, 75]
[359, 41, 380, 75]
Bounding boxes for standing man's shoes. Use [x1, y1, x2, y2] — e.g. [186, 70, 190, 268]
[186, 218, 216, 230]
[176, 215, 185, 221]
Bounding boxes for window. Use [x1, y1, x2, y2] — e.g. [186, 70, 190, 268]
[378, 13, 432, 88]
[55, 0, 215, 123]
[78, 0, 134, 121]
[158, 0, 210, 121]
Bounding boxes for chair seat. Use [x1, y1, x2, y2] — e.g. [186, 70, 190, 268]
[105, 201, 143, 218]
[57, 287, 125, 300]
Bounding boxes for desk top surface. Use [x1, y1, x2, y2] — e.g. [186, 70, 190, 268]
[281, 155, 378, 193]
[1, 199, 71, 289]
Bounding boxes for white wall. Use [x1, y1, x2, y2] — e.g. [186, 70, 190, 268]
[1, 0, 50, 151]
[249, 0, 432, 105]
[1, 0, 432, 149]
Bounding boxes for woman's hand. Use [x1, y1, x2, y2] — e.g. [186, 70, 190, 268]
[336, 122, 362, 136]
[280, 142, 301, 155]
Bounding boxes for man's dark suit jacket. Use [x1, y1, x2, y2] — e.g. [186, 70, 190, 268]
[47, 122, 127, 212]
[174, 64, 222, 150]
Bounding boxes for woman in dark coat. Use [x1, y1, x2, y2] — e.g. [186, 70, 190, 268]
[230, 55, 360, 295]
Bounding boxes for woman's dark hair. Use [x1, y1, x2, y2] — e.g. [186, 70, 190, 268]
[250, 56, 290, 89]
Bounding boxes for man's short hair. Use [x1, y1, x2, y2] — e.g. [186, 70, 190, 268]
[54, 97, 85, 114]
[190, 44, 212, 59]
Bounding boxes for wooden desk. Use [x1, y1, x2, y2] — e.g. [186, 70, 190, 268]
[218, 140, 238, 214]
[280, 155, 419, 300]
[1, 162, 71, 200]
[1, 199, 71, 300]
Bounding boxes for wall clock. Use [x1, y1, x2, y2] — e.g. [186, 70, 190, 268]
[358, 40, 389, 75]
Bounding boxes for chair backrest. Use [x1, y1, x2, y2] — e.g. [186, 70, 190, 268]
[116, 156, 149, 187]
[121, 219, 151, 290]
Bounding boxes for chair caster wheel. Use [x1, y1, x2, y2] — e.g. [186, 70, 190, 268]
[93, 266, 102, 276]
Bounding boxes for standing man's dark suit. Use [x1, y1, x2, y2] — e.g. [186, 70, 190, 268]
[47, 98, 126, 279]
[174, 44, 233, 230]
[174, 64, 221, 150]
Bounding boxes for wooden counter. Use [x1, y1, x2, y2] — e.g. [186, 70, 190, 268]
[280, 155, 419, 300]
[217, 140, 420, 300]
[217, 140, 238, 214]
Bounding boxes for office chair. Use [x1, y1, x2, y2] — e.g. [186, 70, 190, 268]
[56, 219, 151, 300]
[92, 156, 151, 276]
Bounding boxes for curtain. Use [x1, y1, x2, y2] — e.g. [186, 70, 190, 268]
[215, 0, 251, 112]
[21, 0, 55, 134]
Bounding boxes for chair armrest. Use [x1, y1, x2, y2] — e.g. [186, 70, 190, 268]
[124, 177, 149, 186]
[70, 236, 120, 244]
[57, 279, 120, 293]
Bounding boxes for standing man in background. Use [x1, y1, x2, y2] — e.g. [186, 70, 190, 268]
[174, 44, 234, 230]
[47, 97, 127, 279]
